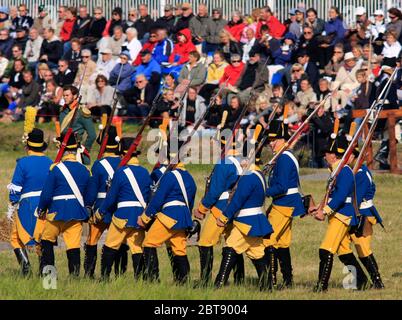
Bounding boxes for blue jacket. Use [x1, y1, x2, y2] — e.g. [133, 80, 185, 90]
[109, 63, 136, 92]
[201, 155, 243, 212]
[8, 153, 52, 245]
[144, 167, 196, 230]
[324, 17, 346, 46]
[223, 169, 273, 237]
[132, 58, 161, 82]
[326, 164, 358, 226]
[85, 155, 121, 224]
[355, 165, 382, 223]
[38, 157, 90, 221]
[150, 164, 167, 187]
[99, 162, 152, 228]
[266, 151, 305, 217]
[153, 38, 173, 64]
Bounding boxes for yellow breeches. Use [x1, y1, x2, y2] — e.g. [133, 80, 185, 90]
[350, 217, 376, 258]
[104, 220, 144, 254]
[263, 205, 294, 248]
[41, 220, 83, 250]
[10, 214, 41, 248]
[143, 217, 187, 256]
[198, 208, 231, 247]
[86, 222, 109, 246]
[226, 225, 265, 260]
[320, 214, 353, 255]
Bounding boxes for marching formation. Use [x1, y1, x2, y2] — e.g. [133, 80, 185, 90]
[6, 64, 394, 292]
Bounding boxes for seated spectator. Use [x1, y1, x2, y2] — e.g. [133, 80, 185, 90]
[381, 30, 402, 66]
[242, 28, 257, 63]
[14, 27, 28, 52]
[256, 6, 286, 39]
[0, 28, 14, 59]
[96, 48, 117, 79]
[0, 7, 11, 30]
[62, 38, 81, 75]
[73, 49, 97, 103]
[71, 5, 92, 40]
[80, 7, 106, 54]
[240, 14, 258, 44]
[18, 69, 40, 109]
[178, 86, 206, 130]
[305, 8, 325, 36]
[171, 2, 194, 35]
[162, 73, 177, 92]
[123, 27, 142, 63]
[352, 44, 364, 64]
[0, 49, 8, 77]
[133, 30, 158, 66]
[295, 49, 320, 91]
[225, 11, 245, 42]
[60, 6, 77, 47]
[109, 51, 135, 92]
[296, 25, 320, 65]
[134, 4, 154, 41]
[55, 59, 74, 87]
[37, 79, 63, 123]
[204, 8, 227, 55]
[222, 95, 244, 129]
[103, 7, 125, 37]
[2, 58, 26, 89]
[218, 29, 243, 62]
[178, 50, 207, 88]
[317, 78, 332, 111]
[152, 28, 173, 65]
[284, 63, 305, 99]
[370, 9, 387, 55]
[87, 74, 115, 118]
[32, 5, 54, 36]
[123, 8, 137, 31]
[252, 24, 281, 63]
[11, 4, 34, 35]
[288, 7, 305, 39]
[3, 45, 27, 79]
[149, 88, 177, 128]
[324, 43, 344, 80]
[98, 25, 126, 61]
[153, 5, 175, 35]
[219, 53, 245, 94]
[272, 32, 296, 66]
[295, 77, 317, 115]
[205, 93, 225, 129]
[386, 8, 402, 40]
[189, 3, 210, 50]
[133, 49, 161, 88]
[199, 51, 228, 102]
[36, 62, 50, 84]
[23, 28, 43, 69]
[39, 27, 63, 70]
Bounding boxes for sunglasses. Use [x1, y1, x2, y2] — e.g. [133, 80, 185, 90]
[389, 15, 397, 19]
[82, 56, 90, 58]
[58, 64, 66, 67]
[129, 14, 136, 16]
[136, 80, 144, 84]
[182, 8, 189, 11]
[334, 51, 343, 53]
[150, 35, 157, 37]
[304, 31, 312, 34]
[231, 60, 241, 63]
[292, 69, 301, 73]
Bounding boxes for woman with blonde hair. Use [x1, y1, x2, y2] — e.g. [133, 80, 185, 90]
[218, 29, 242, 62]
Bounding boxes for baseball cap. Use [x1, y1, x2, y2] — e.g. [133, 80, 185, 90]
[120, 50, 131, 60]
[374, 9, 384, 16]
[355, 6, 366, 16]
[295, 7, 306, 14]
[288, 9, 296, 16]
[344, 52, 355, 60]
[164, 4, 173, 11]
[182, 3, 191, 10]
[140, 49, 152, 56]
[100, 48, 112, 54]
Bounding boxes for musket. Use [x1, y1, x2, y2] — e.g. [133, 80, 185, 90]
[97, 63, 125, 160]
[315, 67, 398, 213]
[54, 63, 88, 163]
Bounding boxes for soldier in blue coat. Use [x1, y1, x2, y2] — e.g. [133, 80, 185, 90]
[193, 133, 246, 286]
[83, 126, 122, 278]
[139, 141, 197, 284]
[264, 119, 305, 289]
[349, 148, 385, 289]
[214, 159, 274, 290]
[96, 138, 152, 280]
[7, 128, 52, 276]
[36, 133, 91, 277]
[311, 134, 368, 292]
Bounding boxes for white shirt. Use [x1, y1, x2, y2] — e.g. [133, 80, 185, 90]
[382, 41, 402, 58]
[124, 38, 142, 64]
[242, 38, 256, 63]
[96, 59, 118, 79]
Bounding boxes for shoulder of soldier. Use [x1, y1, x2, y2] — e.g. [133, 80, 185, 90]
[49, 162, 59, 171]
[79, 106, 92, 118]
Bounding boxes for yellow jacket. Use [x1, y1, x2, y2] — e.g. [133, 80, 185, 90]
[207, 61, 228, 84]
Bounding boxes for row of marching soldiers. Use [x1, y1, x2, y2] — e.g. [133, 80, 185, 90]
[8, 112, 384, 292]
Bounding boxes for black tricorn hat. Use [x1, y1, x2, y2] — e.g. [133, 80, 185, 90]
[119, 137, 141, 157]
[266, 119, 291, 141]
[58, 132, 78, 150]
[325, 134, 349, 157]
[96, 125, 120, 150]
[27, 128, 48, 152]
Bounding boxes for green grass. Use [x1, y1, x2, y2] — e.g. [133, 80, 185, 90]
[0, 122, 401, 299]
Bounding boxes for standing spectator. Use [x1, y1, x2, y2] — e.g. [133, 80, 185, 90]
[99, 26, 127, 61]
[62, 38, 82, 75]
[242, 28, 257, 63]
[60, 7, 77, 45]
[152, 28, 173, 65]
[256, 6, 286, 39]
[109, 51, 135, 92]
[178, 86, 206, 129]
[371, 10, 387, 55]
[218, 29, 243, 62]
[310, 105, 333, 168]
[96, 48, 117, 79]
[17, 69, 40, 110]
[386, 8, 402, 41]
[55, 6, 67, 38]
[123, 27, 142, 63]
[153, 5, 175, 35]
[134, 4, 154, 41]
[0, 50, 9, 78]
[80, 7, 107, 54]
[103, 7, 125, 37]
[0, 29, 14, 59]
[204, 8, 227, 55]
[87, 74, 115, 117]
[24, 28, 43, 69]
[33, 5, 54, 35]
[172, 3, 194, 34]
[10, 4, 33, 35]
[73, 49, 97, 103]
[55, 59, 74, 87]
[289, 7, 305, 39]
[123, 8, 137, 31]
[199, 51, 228, 101]
[189, 4, 211, 51]
[39, 28, 63, 70]
[178, 50, 207, 87]
[225, 11, 245, 43]
[305, 8, 325, 36]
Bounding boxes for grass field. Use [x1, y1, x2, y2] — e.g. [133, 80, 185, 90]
[0, 122, 401, 300]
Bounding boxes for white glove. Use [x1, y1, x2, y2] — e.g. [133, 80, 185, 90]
[7, 202, 18, 221]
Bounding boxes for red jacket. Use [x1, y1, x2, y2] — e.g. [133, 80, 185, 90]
[256, 16, 285, 39]
[169, 29, 196, 65]
[133, 41, 157, 66]
[224, 22, 246, 42]
[219, 62, 245, 86]
[60, 17, 76, 42]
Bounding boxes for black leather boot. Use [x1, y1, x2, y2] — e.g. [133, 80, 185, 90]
[143, 247, 159, 282]
[339, 252, 369, 290]
[100, 245, 117, 280]
[173, 255, 190, 285]
[132, 253, 144, 280]
[197, 246, 214, 287]
[14, 248, 31, 276]
[166, 246, 175, 272]
[252, 257, 271, 291]
[66, 248, 80, 277]
[84, 244, 97, 278]
[360, 254, 385, 289]
[314, 249, 334, 292]
[264, 246, 278, 287]
[233, 253, 245, 285]
[40, 240, 55, 277]
[277, 247, 293, 288]
[114, 243, 129, 276]
[214, 247, 238, 289]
